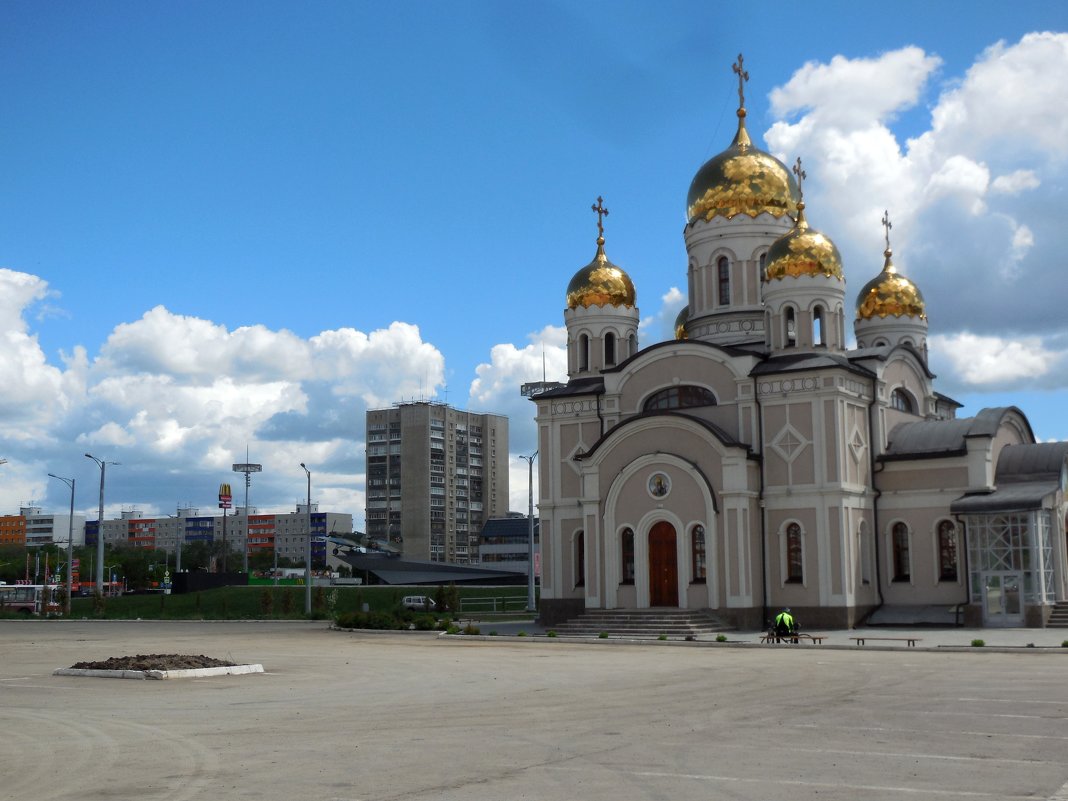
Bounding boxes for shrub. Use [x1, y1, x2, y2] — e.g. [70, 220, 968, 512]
[598, 632, 609, 639]
[92, 592, 106, 617]
[547, 630, 557, 638]
[462, 623, 480, 636]
[280, 589, 294, 615]
[260, 588, 274, 617]
[1062, 640, 1068, 648]
[335, 610, 403, 630]
[489, 631, 498, 636]
[446, 624, 461, 635]
[413, 614, 438, 631]
[516, 631, 527, 637]
[715, 634, 727, 642]
[658, 634, 668, 641]
[971, 639, 985, 647]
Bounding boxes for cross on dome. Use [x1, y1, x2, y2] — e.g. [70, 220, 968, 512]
[591, 196, 609, 242]
[732, 53, 748, 110]
[882, 209, 893, 252]
[793, 157, 806, 203]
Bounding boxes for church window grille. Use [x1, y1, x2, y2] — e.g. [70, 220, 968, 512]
[691, 525, 706, 582]
[759, 252, 767, 282]
[628, 333, 637, 358]
[621, 527, 634, 583]
[813, 305, 825, 347]
[643, 385, 717, 411]
[938, 520, 958, 581]
[891, 388, 915, 413]
[786, 523, 803, 582]
[892, 522, 910, 581]
[785, 307, 796, 347]
[717, 256, 730, 306]
[578, 334, 589, 372]
[605, 332, 616, 366]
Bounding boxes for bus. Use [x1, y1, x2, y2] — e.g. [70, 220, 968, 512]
[0, 584, 62, 616]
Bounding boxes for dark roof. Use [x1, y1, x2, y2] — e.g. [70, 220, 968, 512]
[750, 351, 875, 379]
[336, 552, 525, 585]
[952, 442, 1068, 514]
[883, 407, 1034, 460]
[846, 342, 936, 379]
[480, 516, 540, 542]
[534, 376, 604, 399]
[934, 391, 963, 409]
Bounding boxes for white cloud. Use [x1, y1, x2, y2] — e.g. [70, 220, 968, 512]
[931, 332, 1056, 385]
[991, 169, 1040, 194]
[638, 286, 685, 344]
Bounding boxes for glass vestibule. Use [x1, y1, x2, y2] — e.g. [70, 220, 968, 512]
[965, 511, 1054, 624]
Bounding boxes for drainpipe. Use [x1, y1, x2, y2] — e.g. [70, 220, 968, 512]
[756, 380, 769, 630]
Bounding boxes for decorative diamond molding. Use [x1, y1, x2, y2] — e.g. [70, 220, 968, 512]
[771, 424, 809, 463]
[849, 427, 867, 464]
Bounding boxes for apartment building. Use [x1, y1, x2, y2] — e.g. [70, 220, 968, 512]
[87, 506, 351, 568]
[365, 401, 509, 563]
[0, 506, 86, 547]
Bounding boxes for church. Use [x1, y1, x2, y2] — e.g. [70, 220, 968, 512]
[532, 57, 1068, 630]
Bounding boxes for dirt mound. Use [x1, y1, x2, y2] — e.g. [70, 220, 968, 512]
[70, 654, 236, 671]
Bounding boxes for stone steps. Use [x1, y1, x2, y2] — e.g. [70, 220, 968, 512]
[549, 609, 732, 638]
[1047, 602, 1068, 628]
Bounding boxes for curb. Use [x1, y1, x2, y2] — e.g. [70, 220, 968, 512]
[52, 664, 265, 680]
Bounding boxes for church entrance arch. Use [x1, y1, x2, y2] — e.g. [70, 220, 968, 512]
[648, 521, 679, 607]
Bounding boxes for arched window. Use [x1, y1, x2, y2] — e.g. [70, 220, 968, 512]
[628, 333, 637, 357]
[578, 334, 589, 372]
[691, 525, 706, 583]
[759, 252, 767, 282]
[643, 385, 717, 411]
[813, 305, 825, 347]
[891, 388, 915, 414]
[938, 520, 958, 581]
[575, 530, 585, 587]
[604, 332, 616, 366]
[786, 523, 803, 582]
[785, 307, 796, 348]
[892, 522, 910, 581]
[621, 527, 635, 583]
[717, 256, 731, 306]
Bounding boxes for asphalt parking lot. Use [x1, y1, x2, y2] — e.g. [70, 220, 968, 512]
[3, 620, 1068, 801]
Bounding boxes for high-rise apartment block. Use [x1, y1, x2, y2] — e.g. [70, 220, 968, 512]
[365, 401, 509, 563]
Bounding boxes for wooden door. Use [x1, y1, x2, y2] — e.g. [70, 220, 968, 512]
[648, 522, 678, 607]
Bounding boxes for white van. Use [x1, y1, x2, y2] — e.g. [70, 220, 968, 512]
[402, 595, 436, 611]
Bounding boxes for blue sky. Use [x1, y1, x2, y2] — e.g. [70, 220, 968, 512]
[2, 1, 1067, 528]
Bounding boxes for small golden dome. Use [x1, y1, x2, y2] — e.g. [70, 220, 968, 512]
[687, 109, 799, 224]
[764, 202, 844, 281]
[566, 237, 636, 310]
[856, 248, 926, 320]
[674, 306, 689, 340]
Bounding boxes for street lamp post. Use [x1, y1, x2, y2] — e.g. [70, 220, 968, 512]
[105, 563, 123, 596]
[85, 454, 119, 597]
[299, 463, 312, 615]
[518, 452, 538, 613]
[47, 473, 75, 614]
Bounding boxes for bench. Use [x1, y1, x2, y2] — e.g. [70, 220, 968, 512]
[760, 633, 826, 645]
[849, 636, 921, 647]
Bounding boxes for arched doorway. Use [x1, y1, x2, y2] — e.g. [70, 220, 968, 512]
[648, 521, 678, 607]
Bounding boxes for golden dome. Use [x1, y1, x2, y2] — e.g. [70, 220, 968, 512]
[674, 306, 689, 340]
[856, 248, 926, 320]
[566, 237, 636, 310]
[687, 109, 799, 224]
[764, 202, 844, 281]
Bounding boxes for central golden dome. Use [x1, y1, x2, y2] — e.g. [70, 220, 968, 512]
[566, 237, 636, 310]
[764, 203, 844, 281]
[687, 109, 799, 224]
[856, 249, 926, 320]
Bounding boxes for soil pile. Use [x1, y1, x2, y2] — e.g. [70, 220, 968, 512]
[70, 654, 236, 671]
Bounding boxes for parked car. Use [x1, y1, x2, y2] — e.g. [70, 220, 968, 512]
[402, 595, 436, 611]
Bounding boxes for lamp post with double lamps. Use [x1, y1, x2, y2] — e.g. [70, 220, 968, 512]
[47, 473, 75, 614]
[300, 463, 312, 615]
[85, 453, 119, 598]
[518, 452, 538, 612]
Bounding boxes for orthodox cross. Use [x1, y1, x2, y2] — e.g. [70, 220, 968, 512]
[591, 196, 609, 238]
[732, 53, 749, 109]
[793, 157, 806, 202]
[882, 210, 893, 250]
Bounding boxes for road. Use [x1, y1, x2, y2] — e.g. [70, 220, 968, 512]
[2, 620, 1067, 801]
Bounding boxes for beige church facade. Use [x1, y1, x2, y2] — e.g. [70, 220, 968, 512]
[533, 62, 1068, 630]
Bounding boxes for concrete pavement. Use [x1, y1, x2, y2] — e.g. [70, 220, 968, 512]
[3, 619, 1067, 801]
